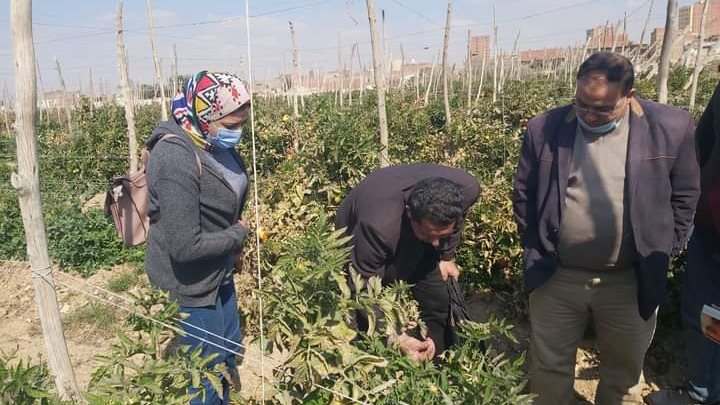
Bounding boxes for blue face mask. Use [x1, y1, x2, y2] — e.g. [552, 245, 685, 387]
[209, 127, 243, 149]
[577, 115, 621, 135]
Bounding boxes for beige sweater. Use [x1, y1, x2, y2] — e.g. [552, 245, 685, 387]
[558, 108, 637, 270]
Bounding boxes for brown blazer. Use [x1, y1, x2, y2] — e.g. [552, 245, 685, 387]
[512, 97, 700, 319]
[336, 164, 481, 284]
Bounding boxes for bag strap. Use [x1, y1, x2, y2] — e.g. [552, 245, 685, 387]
[142, 133, 202, 174]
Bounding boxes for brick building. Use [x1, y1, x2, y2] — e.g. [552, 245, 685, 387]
[469, 35, 491, 60]
[679, 0, 720, 38]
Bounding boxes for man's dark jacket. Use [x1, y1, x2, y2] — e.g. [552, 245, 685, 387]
[512, 97, 700, 320]
[694, 82, 720, 248]
[335, 164, 481, 283]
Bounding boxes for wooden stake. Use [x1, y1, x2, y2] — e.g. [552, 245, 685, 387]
[349, 43, 357, 105]
[116, 0, 138, 173]
[289, 21, 300, 117]
[424, 54, 436, 106]
[399, 42, 405, 94]
[657, 0, 678, 104]
[416, 69, 420, 102]
[689, 0, 710, 112]
[2, 82, 11, 135]
[146, 0, 167, 120]
[172, 43, 178, 95]
[53, 58, 73, 136]
[577, 37, 591, 72]
[510, 30, 521, 80]
[639, 0, 655, 46]
[611, 19, 622, 53]
[621, 12, 628, 54]
[441, 1, 452, 126]
[492, 4, 498, 104]
[499, 52, 506, 93]
[10, 0, 81, 400]
[466, 29, 472, 112]
[366, 0, 390, 167]
[34, 58, 46, 124]
[337, 31, 343, 107]
[88, 68, 94, 115]
[356, 45, 365, 102]
[474, 49, 486, 103]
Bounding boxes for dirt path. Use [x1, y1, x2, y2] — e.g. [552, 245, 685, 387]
[0, 262, 686, 403]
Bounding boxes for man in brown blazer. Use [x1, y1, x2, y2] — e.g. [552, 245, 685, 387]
[336, 163, 480, 360]
[513, 52, 699, 404]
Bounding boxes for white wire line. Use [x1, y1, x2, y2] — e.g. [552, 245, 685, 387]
[249, 0, 338, 18]
[386, 0, 443, 27]
[0, 259, 250, 352]
[58, 269, 256, 353]
[51, 275, 263, 363]
[244, 0, 267, 401]
[0, 261, 372, 405]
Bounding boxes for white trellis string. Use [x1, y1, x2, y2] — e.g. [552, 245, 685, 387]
[0, 260, 245, 352]
[243, 0, 267, 401]
[48, 265, 252, 353]
[4, 264, 372, 405]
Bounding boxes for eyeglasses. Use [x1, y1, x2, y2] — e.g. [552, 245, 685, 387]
[573, 97, 627, 118]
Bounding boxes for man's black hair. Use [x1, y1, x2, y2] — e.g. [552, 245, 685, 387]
[407, 177, 463, 225]
[576, 52, 635, 94]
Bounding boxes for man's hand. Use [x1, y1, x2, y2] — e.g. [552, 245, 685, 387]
[439, 260, 460, 281]
[396, 333, 436, 361]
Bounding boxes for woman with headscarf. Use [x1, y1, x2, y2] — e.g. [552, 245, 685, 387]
[145, 71, 251, 404]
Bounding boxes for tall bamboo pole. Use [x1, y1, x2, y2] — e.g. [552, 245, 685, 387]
[424, 54, 436, 106]
[492, 5, 498, 103]
[289, 21, 300, 117]
[658, 0, 678, 104]
[146, 0, 168, 120]
[88, 68, 94, 114]
[366, 0, 389, 167]
[621, 12, 628, 54]
[416, 69, 421, 102]
[498, 52, 506, 93]
[349, 43, 357, 105]
[611, 19, 622, 52]
[466, 29, 472, 112]
[337, 31, 343, 107]
[116, 0, 138, 173]
[441, 1, 452, 126]
[689, 0, 710, 112]
[34, 58, 46, 124]
[639, 0, 656, 46]
[54, 58, 73, 136]
[172, 43, 179, 94]
[356, 45, 365, 102]
[399, 43, 406, 94]
[10, 0, 80, 400]
[510, 30, 521, 80]
[2, 82, 12, 135]
[474, 50, 486, 103]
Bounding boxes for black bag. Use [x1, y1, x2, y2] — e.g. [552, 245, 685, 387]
[447, 277, 482, 349]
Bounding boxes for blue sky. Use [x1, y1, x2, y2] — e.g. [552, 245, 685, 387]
[0, 0, 698, 94]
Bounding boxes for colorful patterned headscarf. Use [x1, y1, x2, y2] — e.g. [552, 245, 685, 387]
[171, 71, 251, 148]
